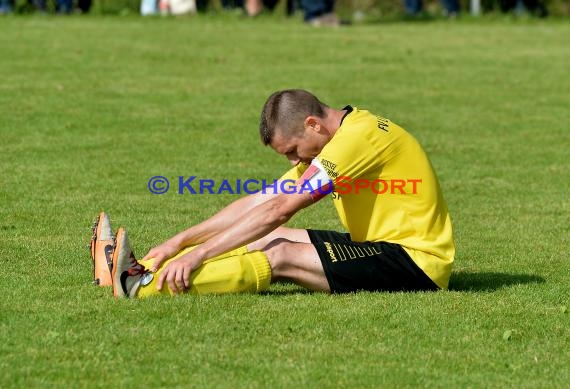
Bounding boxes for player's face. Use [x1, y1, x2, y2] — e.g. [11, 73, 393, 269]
[270, 126, 327, 166]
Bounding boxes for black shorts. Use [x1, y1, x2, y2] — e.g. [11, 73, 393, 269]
[307, 229, 439, 293]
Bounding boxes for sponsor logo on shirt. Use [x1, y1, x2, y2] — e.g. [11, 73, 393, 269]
[320, 159, 338, 179]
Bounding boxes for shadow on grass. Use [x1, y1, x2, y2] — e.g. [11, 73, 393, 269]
[261, 272, 546, 296]
[449, 271, 545, 292]
[260, 284, 315, 296]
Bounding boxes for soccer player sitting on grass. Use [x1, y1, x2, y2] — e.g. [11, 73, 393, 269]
[90, 89, 455, 297]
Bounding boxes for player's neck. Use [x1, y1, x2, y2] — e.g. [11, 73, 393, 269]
[323, 107, 347, 137]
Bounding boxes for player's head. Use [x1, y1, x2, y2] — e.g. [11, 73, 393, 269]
[259, 89, 327, 146]
[259, 89, 331, 166]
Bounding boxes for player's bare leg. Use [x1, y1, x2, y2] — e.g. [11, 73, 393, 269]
[247, 226, 311, 251]
[262, 238, 330, 292]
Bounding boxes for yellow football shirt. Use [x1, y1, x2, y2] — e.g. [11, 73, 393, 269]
[279, 107, 455, 289]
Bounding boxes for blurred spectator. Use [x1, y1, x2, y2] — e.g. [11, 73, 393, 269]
[404, 0, 460, 17]
[25, 0, 79, 13]
[499, 0, 548, 16]
[221, 0, 244, 10]
[245, 0, 262, 15]
[77, 0, 91, 13]
[0, 0, 14, 14]
[404, 0, 421, 14]
[29, 0, 46, 12]
[244, 0, 340, 25]
[300, 0, 341, 25]
[142, 0, 196, 15]
[168, 0, 196, 14]
[57, 0, 73, 13]
[243, 0, 279, 16]
[141, 0, 157, 14]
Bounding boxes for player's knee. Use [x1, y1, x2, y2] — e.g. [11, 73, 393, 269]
[262, 238, 296, 278]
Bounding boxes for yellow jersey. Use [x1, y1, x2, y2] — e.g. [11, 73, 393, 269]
[280, 107, 455, 289]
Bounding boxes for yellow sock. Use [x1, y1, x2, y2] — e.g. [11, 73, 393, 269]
[136, 248, 270, 298]
[204, 245, 249, 263]
[138, 244, 249, 270]
[137, 244, 249, 297]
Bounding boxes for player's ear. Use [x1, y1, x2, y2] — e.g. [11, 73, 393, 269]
[304, 116, 320, 133]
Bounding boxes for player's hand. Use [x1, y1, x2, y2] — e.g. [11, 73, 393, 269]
[141, 240, 181, 272]
[156, 254, 199, 294]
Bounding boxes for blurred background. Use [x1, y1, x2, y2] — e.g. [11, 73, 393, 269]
[1, 0, 568, 19]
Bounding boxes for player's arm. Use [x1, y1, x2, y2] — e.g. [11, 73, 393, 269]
[194, 190, 312, 260]
[142, 190, 279, 265]
[156, 190, 315, 293]
[186, 161, 330, 262]
[156, 159, 333, 293]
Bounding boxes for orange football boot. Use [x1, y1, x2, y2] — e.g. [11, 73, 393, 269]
[89, 212, 115, 286]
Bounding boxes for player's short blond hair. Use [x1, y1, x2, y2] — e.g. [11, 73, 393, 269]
[259, 89, 328, 146]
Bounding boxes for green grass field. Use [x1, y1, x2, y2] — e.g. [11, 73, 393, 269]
[1, 14, 569, 388]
